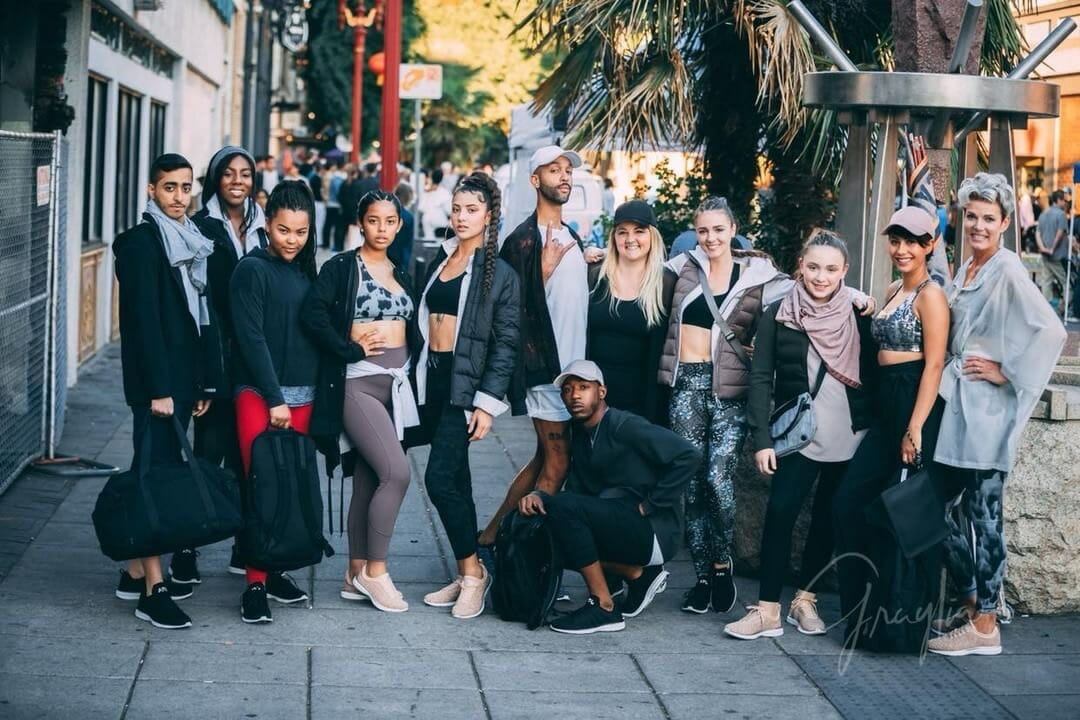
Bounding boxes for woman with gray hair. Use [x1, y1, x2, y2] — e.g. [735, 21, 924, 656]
[927, 172, 1066, 657]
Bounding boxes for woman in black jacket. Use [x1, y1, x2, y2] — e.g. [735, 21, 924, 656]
[184, 144, 267, 581]
[301, 191, 421, 613]
[724, 231, 877, 641]
[417, 172, 520, 620]
[230, 181, 320, 623]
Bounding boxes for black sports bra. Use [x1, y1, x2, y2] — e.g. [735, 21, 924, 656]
[683, 264, 741, 329]
[426, 272, 463, 317]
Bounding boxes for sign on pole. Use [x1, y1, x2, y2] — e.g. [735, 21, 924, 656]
[400, 64, 443, 100]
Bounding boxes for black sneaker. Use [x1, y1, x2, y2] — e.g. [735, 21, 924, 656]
[550, 596, 625, 635]
[266, 572, 308, 604]
[169, 548, 201, 585]
[134, 583, 192, 629]
[241, 582, 273, 624]
[710, 561, 738, 613]
[228, 545, 245, 576]
[682, 578, 711, 613]
[622, 566, 669, 618]
[116, 571, 193, 601]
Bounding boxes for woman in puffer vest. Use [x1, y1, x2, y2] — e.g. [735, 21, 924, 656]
[659, 196, 795, 615]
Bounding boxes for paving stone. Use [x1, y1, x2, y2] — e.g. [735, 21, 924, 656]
[312, 686, 486, 719]
[950, 653, 1080, 696]
[0, 633, 144, 679]
[126, 679, 305, 718]
[636, 653, 820, 695]
[662, 693, 843, 720]
[0, 673, 130, 719]
[996, 694, 1080, 720]
[138, 640, 307, 684]
[311, 647, 475, 689]
[485, 690, 664, 719]
[473, 651, 650, 693]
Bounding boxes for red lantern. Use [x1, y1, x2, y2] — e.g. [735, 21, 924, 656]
[367, 51, 385, 76]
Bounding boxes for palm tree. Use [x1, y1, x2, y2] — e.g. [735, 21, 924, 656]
[517, 0, 1035, 268]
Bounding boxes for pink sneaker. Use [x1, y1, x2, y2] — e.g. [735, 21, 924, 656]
[451, 565, 490, 619]
[424, 577, 462, 608]
[352, 568, 408, 613]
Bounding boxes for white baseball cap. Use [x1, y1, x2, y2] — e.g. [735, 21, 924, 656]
[529, 145, 583, 175]
[554, 359, 605, 388]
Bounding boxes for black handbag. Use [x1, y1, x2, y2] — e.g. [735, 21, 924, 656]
[240, 429, 334, 572]
[878, 461, 948, 559]
[92, 415, 242, 561]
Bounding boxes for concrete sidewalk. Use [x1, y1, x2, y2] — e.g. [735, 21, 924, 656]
[1, 345, 1078, 719]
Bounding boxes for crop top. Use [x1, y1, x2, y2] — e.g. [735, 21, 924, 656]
[871, 278, 930, 353]
[426, 271, 464, 317]
[683, 264, 741, 330]
[354, 257, 414, 322]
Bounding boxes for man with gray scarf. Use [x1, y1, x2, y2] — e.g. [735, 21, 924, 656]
[112, 153, 222, 630]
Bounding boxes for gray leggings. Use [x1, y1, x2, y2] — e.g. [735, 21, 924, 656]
[343, 346, 411, 561]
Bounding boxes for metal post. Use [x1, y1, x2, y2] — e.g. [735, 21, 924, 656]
[786, 0, 859, 72]
[380, 0, 403, 190]
[836, 114, 873, 289]
[988, 115, 1020, 252]
[955, 18, 1077, 143]
[948, 0, 984, 73]
[413, 98, 422, 244]
[955, 131, 980, 267]
[350, 15, 367, 165]
[1067, 189, 1074, 322]
[867, 113, 901, 298]
[42, 132, 61, 457]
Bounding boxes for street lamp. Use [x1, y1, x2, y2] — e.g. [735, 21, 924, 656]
[339, 0, 380, 165]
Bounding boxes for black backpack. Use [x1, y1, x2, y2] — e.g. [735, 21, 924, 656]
[491, 511, 561, 629]
[240, 429, 334, 572]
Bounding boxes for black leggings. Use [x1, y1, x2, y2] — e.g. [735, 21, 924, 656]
[544, 491, 655, 571]
[423, 352, 478, 560]
[832, 360, 944, 618]
[758, 453, 847, 603]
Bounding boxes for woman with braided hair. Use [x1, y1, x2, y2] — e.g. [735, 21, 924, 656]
[417, 172, 521, 619]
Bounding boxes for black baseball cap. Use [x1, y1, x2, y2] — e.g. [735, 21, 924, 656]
[613, 200, 658, 229]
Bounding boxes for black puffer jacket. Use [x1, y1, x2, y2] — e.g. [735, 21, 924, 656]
[747, 301, 878, 452]
[420, 245, 521, 411]
[499, 212, 582, 414]
[300, 250, 422, 441]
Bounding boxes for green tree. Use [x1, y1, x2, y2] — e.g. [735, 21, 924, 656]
[517, 0, 1035, 271]
[302, 0, 425, 152]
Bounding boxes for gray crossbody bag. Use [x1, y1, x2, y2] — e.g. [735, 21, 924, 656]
[768, 360, 827, 458]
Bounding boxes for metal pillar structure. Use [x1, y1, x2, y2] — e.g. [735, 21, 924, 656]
[341, 1, 379, 165]
[790, 0, 1073, 298]
[379, 0, 403, 191]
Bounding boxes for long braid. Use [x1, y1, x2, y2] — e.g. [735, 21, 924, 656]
[455, 172, 501, 299]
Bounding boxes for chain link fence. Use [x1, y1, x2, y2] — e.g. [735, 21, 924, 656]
[0, 130, 63, 494]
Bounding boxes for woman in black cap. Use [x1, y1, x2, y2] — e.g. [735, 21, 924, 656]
[586, 200, 673, 425]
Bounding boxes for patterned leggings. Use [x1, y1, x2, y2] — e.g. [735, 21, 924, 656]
[669, 362, 748, 578]
[939, 465, 1008, 613]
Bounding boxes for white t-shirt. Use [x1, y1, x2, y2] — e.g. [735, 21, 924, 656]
[419, 186, 452, 237]
[539, 224, 588, 373]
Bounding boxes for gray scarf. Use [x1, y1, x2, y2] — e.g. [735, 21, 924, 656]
[144, 199, 215, 332]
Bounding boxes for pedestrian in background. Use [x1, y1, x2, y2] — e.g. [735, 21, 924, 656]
[1036, 189, 1069, 316]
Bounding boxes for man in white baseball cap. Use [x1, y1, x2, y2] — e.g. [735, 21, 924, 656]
[518, 360, 701, 634]
[476, 147, 591, 551]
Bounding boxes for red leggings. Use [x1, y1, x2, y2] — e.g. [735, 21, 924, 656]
[235, 388, 313, 585]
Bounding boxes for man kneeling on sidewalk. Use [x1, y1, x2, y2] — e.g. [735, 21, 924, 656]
[519, 360, 701, 634]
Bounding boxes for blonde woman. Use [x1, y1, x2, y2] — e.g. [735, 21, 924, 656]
[586, 201, 672, 425]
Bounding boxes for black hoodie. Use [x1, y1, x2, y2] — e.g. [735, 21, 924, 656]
[230, 247, 318, 406]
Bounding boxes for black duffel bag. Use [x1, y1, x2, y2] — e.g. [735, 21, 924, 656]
[92, 415, 242, 561]
[239, 429, 333, 572]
